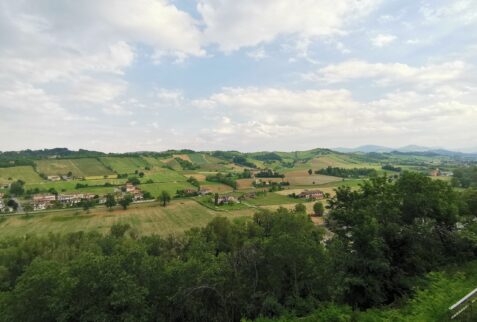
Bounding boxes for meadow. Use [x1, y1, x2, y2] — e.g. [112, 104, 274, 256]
[0, 166, 44, 184]
[99, 156, 149, 174]
[35, 158, 113, 177]
[0, 200, 255, 237]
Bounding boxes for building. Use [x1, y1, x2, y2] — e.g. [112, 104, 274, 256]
[47, 175, 61, 181]
[217, 195, 237, 205]
[298, 190, 324, 200]
[199, 188, 212, 195]
[123, 183, 143, 201]
[32, 194, 57, 210]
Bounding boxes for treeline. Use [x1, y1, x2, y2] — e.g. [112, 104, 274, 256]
[381, 164, 402, 172]
[452, 166, 477, 188]
[255, 169, 285, 178]
[316, 166, 378, 178]
[174, 157, 199, 170]
[0, 173, 476, 321]
[206, 172, 238, 189]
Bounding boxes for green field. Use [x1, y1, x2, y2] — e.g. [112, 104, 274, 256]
[25, 178, 127, 193]
[35, 158, 114, 177]
[139, 181, 196, 197]
[0, 166, 44, 184]
[143, 167, 187, 183]
[0, 200, 255, 237]
[99, 156, 149, 174]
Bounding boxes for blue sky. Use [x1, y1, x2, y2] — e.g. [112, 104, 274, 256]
[0, 0, 476, 152]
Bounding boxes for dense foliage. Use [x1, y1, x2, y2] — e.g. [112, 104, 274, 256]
[0, 173, 476, 321]
[452, 166, 477, 188]
[206, 172, 238, 190]
[316, 166, 378, 178]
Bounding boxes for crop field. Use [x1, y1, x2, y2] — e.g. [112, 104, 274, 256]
[139, 181, 196, 197]
[143, 168, 187, 183]
[236, 177, 284, 189]
[0, 200, 255, 237]
[141, 156, 164, 169]
[200, 183, 234, 193]
[242, 192, 304, 206]
[188, 153, 207, 165]
[25, 178, 128, 193]
[35, 158, 113, 177]
[0, 166, 44, 184]
[99, 156, 149, 174]
[284, 171, 342, 185]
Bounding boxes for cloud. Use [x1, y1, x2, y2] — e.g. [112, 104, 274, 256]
[370, 33, 396, 47]
[247, 47, 268, 61]
[198, 0, 382, 51]
[306, 60, 468, 88]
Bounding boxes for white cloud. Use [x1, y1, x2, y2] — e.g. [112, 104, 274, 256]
[370, 33, 396, 47]
[198, 0, 382, 51]
[307, 60, 468, 88]
[247, 48, 268, 61]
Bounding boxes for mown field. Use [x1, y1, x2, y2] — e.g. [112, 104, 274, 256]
[0, 166, 44, 184]
[0, 200, 255, 237]
[99, 156, 149, 174]
[35, 158, 114, 177]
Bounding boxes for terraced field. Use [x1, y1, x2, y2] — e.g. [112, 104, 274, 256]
[0, 200, 255, 237]
[0, 166, 44, 184]
[99, 156, 149, 174]
[284, 171, 342, 185]
[143, 168, 187, 182]
[35, 158, 113, 177]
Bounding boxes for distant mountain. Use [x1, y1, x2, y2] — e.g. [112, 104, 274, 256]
[333, 145, 393, 153]
[333, 145, 477, 157]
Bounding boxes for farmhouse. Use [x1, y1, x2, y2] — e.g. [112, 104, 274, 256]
[217, 195, 237, 205]
[123, 183, 143, 200]
[47, 175, 61, 181]
[298, 190, 324, 200]
[32, 194, 57, 210]
[57, 193, 95, 206]
[199, 188, 212, 195]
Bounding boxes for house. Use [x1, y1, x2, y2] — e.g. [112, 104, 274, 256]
[0, 199, 4, 212]
[47, 175, 61, 181]
[123, 183, 143, 200]
[429, 168, 441, 176]
[32, 194, 57, 210]
[298, 190, 324, 200]
[199, 188, 212, 195]
[0, 192, 4, 199]
[217, 195, 237, 205]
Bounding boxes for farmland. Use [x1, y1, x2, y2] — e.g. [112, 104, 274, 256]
[35, 158, 114, 177]
[99, 156, 149, 174]
[0, 200, 255, 237]
[0, 166, 43, 184]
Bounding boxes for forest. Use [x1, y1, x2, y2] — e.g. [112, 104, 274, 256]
[0, 172, 476, 321]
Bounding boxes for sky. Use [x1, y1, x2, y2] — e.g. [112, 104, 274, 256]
[1, 0, 477, 153]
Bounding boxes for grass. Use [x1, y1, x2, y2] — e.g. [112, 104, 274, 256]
[242, 192, 306, 206]
[0, 166, 44, 184]
[142, 168, 187, 183]
[0, 200, 255, 237]
[25, 178, 126, 194]
[99, 156, 149, 174]
[139, 181, 196, 197]
[284, 172, 342, 185]
[35, 158, 114, 177]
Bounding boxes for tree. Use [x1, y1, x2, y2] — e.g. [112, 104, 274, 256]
[7, 199, 18, 211]
[105, 194, 117, 210]
[9, 180, 25, 196]
[214, 193, 219, 206]
[128, 176, 140, 186]
[308, 169, 313, 175]
[119, 194, 133, 210]
[158, 191, 171, 207]
[313, 202, 324, 216]
[23, 202, 33, 214]
[294, 203, 307, 213]
[110, 223, 131, 238]
[81, 200, 95, 213]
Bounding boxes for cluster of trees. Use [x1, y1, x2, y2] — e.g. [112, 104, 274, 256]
[452, 166, 477, 188]
[381, 164, 402, 172]
[252, 153, 283, 162]
[206, 173, 238, 190]
[0, 173, 476, 321]
[187, 176, 200, 188]
[255, 169, 285, 178]
[316, 166, 378, 178]
[232, 155, 257, 168]
[175, 158, 199, 170]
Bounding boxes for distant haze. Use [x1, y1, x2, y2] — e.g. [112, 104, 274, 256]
[0, 0, 476, 152]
